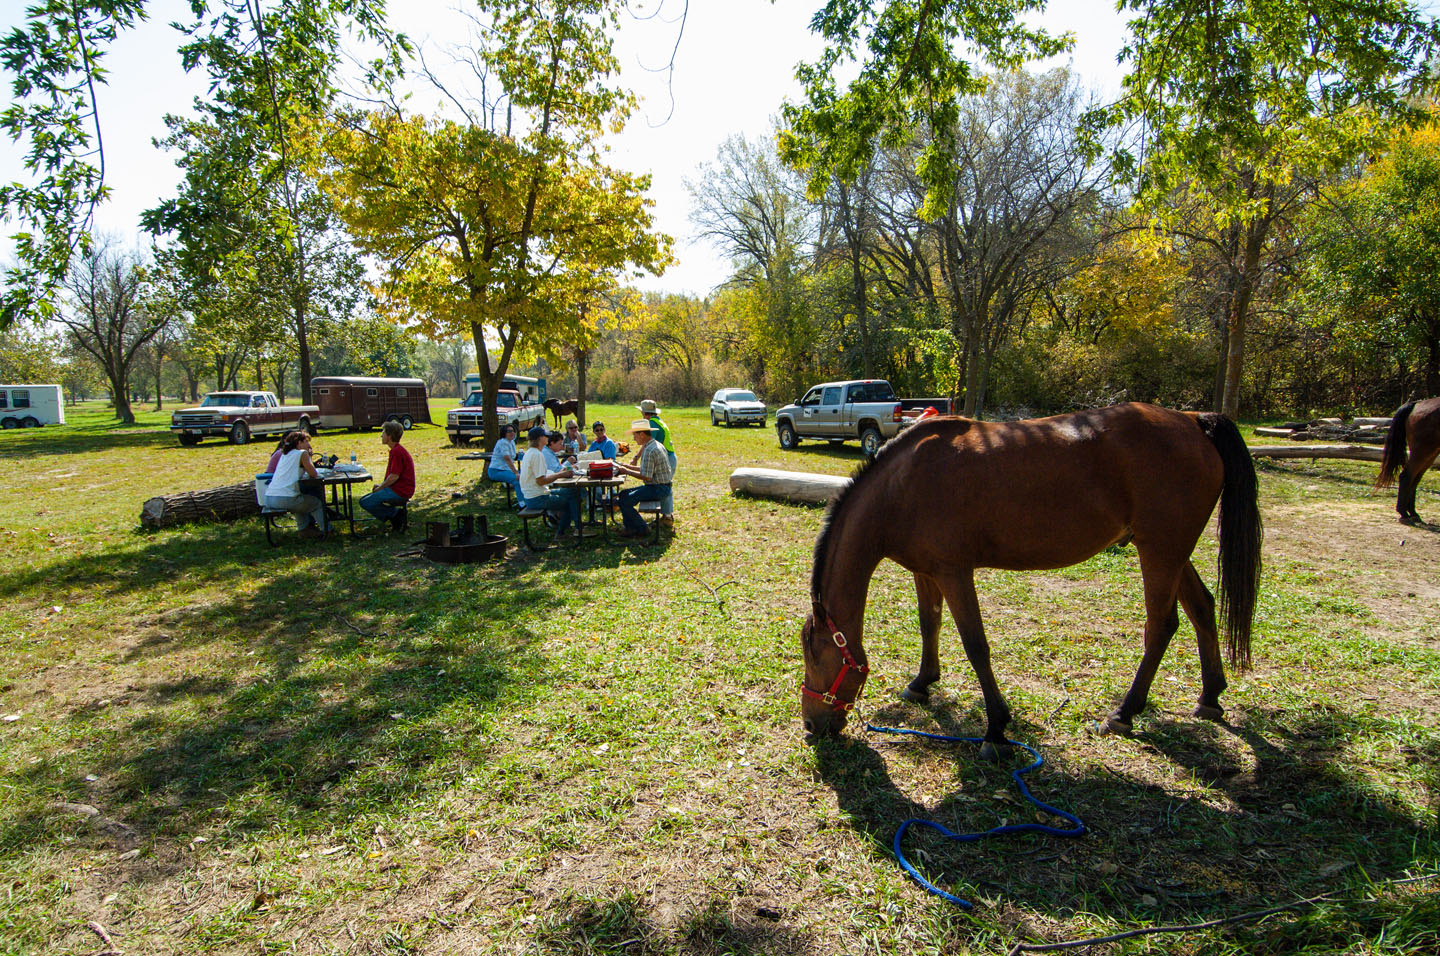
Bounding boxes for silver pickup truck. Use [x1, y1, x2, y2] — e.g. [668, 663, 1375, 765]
[775, 379, 950, 457]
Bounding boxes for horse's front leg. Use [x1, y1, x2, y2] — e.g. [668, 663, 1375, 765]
[900, 573, 944, 703]
[941, 572, 1010, 760]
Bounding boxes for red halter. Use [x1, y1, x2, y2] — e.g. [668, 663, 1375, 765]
[801, 612, 869, 712]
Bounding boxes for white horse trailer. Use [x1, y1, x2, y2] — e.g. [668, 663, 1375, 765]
[0, 385, 65, 428]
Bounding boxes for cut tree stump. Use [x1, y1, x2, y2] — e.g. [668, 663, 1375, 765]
[1249, 444, 1384, 462]
[729, 467, 850, 505]
[141, 481, 261, 529]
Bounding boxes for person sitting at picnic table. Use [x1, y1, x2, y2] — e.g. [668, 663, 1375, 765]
[545, 428, 575, 468]
[264, 430, 330, 539]
[613, 419, 673, 538]
[520, 425, 581, 541]
[265, 436, 286, 474]
[487, 422, 525, 509]
[562, 419, 584, 457]
[587, 420, 617, 459]
[633, 398, 676, 526]
[360, 420, 415, 530]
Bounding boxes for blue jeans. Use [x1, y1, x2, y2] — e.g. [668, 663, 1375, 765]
[360, 486, 407, 521]
[488, 467, 524, 507]
[265, 492, 329, 532]
[620, 483, 670, 533]
[528, 488, 580, 533]
[662, 452, 677, 515]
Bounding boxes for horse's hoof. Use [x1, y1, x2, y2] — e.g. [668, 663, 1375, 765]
[1098, 715, 1133, 736]
[1193, 704, 1225, 722]
[978, 741, 1001, 762]
[898, 686, 930, 704]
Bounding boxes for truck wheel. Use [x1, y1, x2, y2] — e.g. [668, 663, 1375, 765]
[711, 411, 719, 426]
[860, 426, 883, 458]
[229, 420, 250, 445]
[400, 414, 414, 430]
[301, 417, 318, 436]
[20, 416, 39, 428]
[777, 421, 800, 450]
[724, 411, 732, 427]
[178, 433, 201, 446]
[451, 434, 471, 447]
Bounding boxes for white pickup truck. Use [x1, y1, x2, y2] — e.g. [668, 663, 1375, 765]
[445, 389, 546, 446]
[170, 391, 320, 446]
[774, 379, 952, 457]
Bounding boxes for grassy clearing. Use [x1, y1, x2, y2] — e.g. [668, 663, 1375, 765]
[1, 405, 1437, 955]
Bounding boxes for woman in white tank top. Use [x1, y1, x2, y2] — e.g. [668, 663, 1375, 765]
[263, 431, 329, 536]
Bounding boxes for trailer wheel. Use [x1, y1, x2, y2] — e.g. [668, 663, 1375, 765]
[1, 417, 17, 429]
[20, 416, 40, 428]
[229, 420, 250, 445]
[400, 414, 414, 430]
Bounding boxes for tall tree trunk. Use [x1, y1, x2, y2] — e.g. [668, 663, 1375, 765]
[154, 345, 164, 411]
[1212, 306, 1229, 414]
[576, 346, 589, 430]
[295, 300, 312, 404]
[110, 371, 134, 424]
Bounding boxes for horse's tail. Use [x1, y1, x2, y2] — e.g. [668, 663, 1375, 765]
[1375, 401, 1415, 489]
[1197, 413, 1262, 669]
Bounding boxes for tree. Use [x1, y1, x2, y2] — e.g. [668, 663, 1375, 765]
[1088, 0, 1440, 417]
[0, 324, 64, 382]
[322, 0, 670, 448]
[1305, 121, 1440, 398]
[0, 0, 397, 329]
[55, 242, 167, 423]
[779, 0, 1068, 217]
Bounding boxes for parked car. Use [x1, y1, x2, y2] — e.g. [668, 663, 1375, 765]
[710, 388, 767, 427]
[170, 391, 319, 446]
[311, 376, 431, 431]
[0, 384, 64, 428]
[774, 379, 953, 457]
[445, 388, 546, 446]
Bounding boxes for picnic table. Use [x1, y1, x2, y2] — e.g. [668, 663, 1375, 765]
[300, 467, 373, 536]
[552, 475, 625, 542]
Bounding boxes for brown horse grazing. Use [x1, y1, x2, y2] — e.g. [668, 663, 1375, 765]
[545, 398, 580, 428]
[1376, 397, 1440, 524]
[800, 403, 1263, 755]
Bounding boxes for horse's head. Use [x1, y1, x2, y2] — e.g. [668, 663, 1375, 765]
[800, 605, 869, 738]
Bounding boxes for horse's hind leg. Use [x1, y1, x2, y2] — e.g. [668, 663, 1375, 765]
[1102, 550, 1182, 735]
[1178, 561, 1226, 722]
[940, 572, 1010, 759]
[1401, 448, 1436, 522]
[901, 573, 944, 703]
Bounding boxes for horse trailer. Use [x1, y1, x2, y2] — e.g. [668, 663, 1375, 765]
[0, 384, 64, 428]
[464, 372, 546, 404]
[310, 377, 431, 431]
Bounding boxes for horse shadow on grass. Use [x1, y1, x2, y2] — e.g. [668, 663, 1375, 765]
[813, 696, 1437, 931]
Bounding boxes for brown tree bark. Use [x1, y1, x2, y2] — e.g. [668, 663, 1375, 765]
[140, 481, 262, 529]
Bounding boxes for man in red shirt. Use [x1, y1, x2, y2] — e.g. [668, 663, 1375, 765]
[360, 420, 415, 530]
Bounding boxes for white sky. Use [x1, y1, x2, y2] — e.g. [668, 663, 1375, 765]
[1, 0, 1130, 297]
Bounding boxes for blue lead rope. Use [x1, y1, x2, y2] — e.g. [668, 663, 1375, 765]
[866, 724, 1087, 909]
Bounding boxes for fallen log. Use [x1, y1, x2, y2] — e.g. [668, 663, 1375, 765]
[729, 467, 850, 505]
[141, 480, 261, 529]
[1249, 444, 1384, 462]
[1253, 427, 1295, 438]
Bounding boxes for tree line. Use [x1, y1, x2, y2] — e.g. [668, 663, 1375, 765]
[4, 1, 1440, 437]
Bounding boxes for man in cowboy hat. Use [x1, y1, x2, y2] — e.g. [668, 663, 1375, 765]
[613, 418, 673, 537]
[634, 398, 676, 526]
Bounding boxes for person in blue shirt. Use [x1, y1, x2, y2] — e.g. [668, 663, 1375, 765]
[543, 430, 565, 470]
[486, 423, 525, 509]
[587, 421, 618, 459]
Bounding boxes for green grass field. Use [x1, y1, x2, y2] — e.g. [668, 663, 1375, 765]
[1, 401, 1437, 955]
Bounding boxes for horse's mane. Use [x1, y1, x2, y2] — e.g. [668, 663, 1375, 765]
[810, 419, 960, 605]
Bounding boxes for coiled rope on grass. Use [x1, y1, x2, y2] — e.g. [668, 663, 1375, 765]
[865, 724, 1086, 909]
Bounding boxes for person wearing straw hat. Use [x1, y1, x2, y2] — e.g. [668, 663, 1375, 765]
[613, 419, 673, 537]
[633, 398, 676, 526]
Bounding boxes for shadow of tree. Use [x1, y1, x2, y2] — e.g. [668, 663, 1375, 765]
[531, 889, 816, 955]
[814, 698, 1437, 926]
[0, 422, 179, 460]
